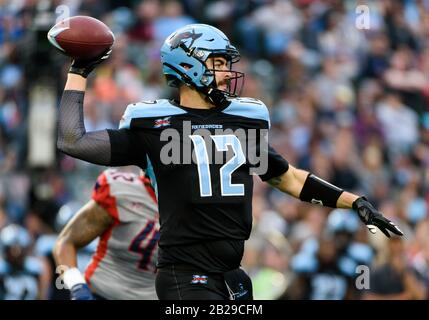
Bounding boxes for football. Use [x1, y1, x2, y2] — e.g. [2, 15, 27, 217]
[47, 16, 114, 60]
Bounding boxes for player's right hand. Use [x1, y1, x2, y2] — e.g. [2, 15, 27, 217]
[69, 48, 112, 78]
[70, 283, 95, 300]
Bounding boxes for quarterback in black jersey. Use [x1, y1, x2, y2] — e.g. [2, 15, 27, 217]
[56, 24, 403, 300]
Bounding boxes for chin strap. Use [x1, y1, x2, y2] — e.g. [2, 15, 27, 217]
[196, 86, 231, 108]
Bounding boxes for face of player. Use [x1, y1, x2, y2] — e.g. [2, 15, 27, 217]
[206, 56, 232, 92]
[317, 238, 337, 266]
[5, 245, 26, 269]
[333, 231, 353, 251]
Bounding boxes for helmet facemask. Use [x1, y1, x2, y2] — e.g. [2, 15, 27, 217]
[203, 54, 245, 99]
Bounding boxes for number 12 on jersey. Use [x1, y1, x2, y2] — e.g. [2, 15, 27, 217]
[190, 134, 246, 197]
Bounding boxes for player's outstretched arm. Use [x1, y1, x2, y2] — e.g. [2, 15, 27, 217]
[267, 165, 403, 238]
[53, 200, 114, 300]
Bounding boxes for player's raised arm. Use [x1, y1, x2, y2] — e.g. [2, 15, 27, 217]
[266, 164, 404, 238]
[49, 17, 143, 167]
[56, 47, 114, 165]
[53, 199, 114, 300]
[57, 55, 147, 167]
[58, 70, 148, 168]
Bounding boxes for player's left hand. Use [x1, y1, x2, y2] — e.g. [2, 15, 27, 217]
[352, 196, 404, 238]
[70, 283, 95, 300]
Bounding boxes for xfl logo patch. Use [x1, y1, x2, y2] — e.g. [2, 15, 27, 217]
[154, 116, 171, 128]
[191, 275, 208, 284]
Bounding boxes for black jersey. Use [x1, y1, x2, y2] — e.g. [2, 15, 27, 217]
[58, 91, 289, 272]
[108, 97, 289, 272]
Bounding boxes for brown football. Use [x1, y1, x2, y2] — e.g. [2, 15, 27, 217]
[47, 16, 114, 60]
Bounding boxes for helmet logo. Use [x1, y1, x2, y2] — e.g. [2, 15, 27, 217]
[168, 29, 202, 50]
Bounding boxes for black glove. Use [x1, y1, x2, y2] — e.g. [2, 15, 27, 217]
[352, 196, 403, 238]
[70, 283, 95, 300]
[69, 48, 112, 78]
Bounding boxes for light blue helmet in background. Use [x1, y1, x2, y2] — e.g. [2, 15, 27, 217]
[55, 201, 82, 233]
[0, 224, 31, 248]
[160, 24, 244, 106]
[327, 209, 360, 234]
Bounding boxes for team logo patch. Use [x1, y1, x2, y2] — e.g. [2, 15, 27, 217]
[154, 116, 171, 128]
[169, 29, 202, 50]
[311, 199, 323, 206]
[191, 275, 208, 284]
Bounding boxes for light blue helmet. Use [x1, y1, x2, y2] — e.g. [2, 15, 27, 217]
[0, 224, 31, 248]
[160, 24, 244, 106]
[327, 209, 360, 234]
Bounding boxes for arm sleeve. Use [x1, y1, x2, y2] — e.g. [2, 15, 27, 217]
[258, 144, 289, 181]
[57, 90, 146, 167]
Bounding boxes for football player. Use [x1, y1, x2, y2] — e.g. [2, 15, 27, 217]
[284, 209, 374, 300]
[34, 201, 98, 300]
[53, 167, 159, 300]
[0, 224, 45, 300]
[55, 23, 403, 300]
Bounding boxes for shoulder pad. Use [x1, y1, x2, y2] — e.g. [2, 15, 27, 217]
[93, 171, 111, 198]
[119, 99, 187, 129]
[92, 172, 120, 222]
[102, 168, 141, 186]
[0, 259, 9, 275]
[291, 252, 318, 273]
[145, 156, 158, 199]
[337, 255, 358, 277]
[347, 242, 374, 265]
[222, 97, 270, 128]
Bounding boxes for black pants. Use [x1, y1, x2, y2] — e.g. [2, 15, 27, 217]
[155, 264, 253, 300]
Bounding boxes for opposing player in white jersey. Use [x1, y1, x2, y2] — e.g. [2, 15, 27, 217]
[53, 167, 159, 300]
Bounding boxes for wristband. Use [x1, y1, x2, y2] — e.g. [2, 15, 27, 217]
[299, 173, 344, 208]
[63, 267, 86, 290]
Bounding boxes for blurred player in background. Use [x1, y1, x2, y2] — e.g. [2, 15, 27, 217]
[363, 236, 427, 300]
[53, 167, 159, 300]
[283, 209, 374, 300]
[0, 224, 47, 300]
[34, 201, 97, 300]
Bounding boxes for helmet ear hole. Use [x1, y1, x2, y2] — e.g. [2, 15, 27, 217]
[180, 63, 193, 70]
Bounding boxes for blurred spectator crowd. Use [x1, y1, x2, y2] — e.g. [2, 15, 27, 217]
[1, 0, 429, 300]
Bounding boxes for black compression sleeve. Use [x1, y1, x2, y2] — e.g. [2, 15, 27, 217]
[108, 128, 147, 168]
[57, 90, 112, 165]
[299, 173, 344, 208]
[259, 145, 290, 181]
